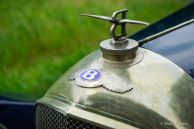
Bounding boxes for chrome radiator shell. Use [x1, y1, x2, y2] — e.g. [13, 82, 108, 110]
[36, 48, 194, 129]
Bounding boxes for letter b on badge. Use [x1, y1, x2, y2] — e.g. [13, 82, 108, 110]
[80, 69, 100, 81]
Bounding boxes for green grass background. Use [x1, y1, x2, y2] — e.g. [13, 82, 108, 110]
[0, 0, 190, 101]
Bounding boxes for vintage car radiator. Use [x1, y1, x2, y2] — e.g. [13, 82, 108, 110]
[36, 104, 101, 129]
[35, 9, 194, 129]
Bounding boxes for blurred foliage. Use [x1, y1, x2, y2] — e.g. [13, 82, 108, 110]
[0, 0, 190, 101]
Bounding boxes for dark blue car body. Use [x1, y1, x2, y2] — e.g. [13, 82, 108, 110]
[131, 2, 194, 78]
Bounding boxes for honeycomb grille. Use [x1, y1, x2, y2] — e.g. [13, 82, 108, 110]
[36, 104, 101, 129]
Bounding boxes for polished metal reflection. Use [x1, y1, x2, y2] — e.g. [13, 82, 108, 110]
[37, 48, 194, 129]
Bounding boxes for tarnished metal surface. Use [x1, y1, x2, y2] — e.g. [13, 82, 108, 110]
[100, 39, 139, 61]
[37, 48, 194, 129]
[71, 49, 143, 93]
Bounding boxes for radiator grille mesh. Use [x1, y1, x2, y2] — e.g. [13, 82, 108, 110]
[36, 104, 101, 129]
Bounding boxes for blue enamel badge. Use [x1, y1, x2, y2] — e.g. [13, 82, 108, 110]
[80, 69, 100, 81]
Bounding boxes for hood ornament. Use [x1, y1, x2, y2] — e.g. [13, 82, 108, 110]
[82, 9, 148, 42]
[82, 9, 149, 62]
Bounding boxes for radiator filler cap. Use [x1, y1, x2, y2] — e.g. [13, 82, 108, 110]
[82, 9, 149, 61]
